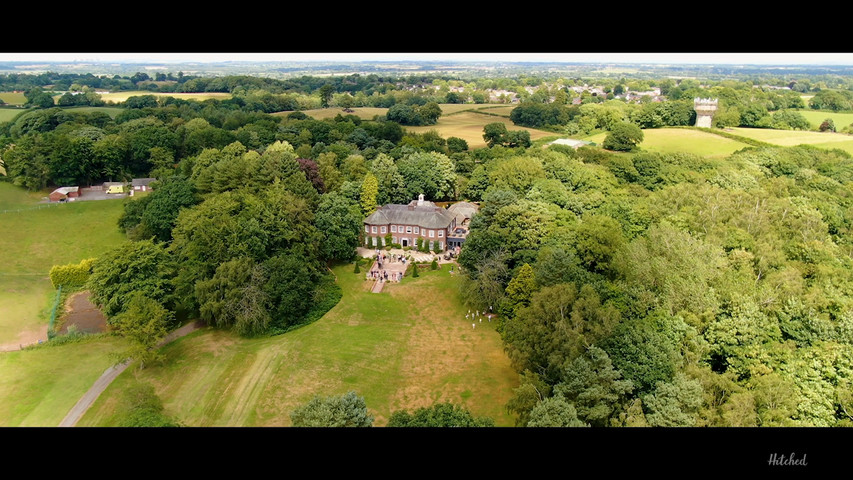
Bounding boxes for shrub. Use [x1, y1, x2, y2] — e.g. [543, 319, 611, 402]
[354, 260, 361, 274]
[433, 242, 443, 254]
[431, 258, 438, 270]
[49, 258, 95, 289]
[412, 264, 420, 277]
[367, 236, 374, 248]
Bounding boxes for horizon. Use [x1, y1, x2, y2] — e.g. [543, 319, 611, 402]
[1, 52, 853, 66]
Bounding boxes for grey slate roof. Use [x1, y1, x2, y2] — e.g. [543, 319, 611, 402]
[132, 178, 156, 187]
[365, 203, 455, 229]
[447, 201, 479, 223]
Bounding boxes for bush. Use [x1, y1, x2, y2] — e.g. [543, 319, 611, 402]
[354, 261, 361, 274]
[433, 242, 443, 254]
[366, 236, 374, 248]
[431, 258, 438, 270]
[290, 391, 373, 427]
[49, 258, 95, 289]
[412, 264, 420, 277]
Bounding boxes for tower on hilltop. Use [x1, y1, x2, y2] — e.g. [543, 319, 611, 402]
[694, 98, 718, 128]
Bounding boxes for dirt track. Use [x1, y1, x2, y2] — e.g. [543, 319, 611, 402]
[58, 320, 206, 427]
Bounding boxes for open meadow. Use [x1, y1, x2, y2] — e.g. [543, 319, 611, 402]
[295, 107, 389, 121]
[0, 335, 127, 426]
[0, 92, 27, 105]
[0, 183, 126, 347]
[585, 128, 753, 158]
[79, 263, 519, 427]
[0, 107, 28, 123]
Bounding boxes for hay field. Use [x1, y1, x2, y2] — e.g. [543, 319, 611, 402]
[98, 91, 232, 103]
[0, 92, 26, 105]
[0, 108, 28, 123]
[295, 107, 388, 121]
[79, 263, 518, 427]
[407, 111, 553, 148]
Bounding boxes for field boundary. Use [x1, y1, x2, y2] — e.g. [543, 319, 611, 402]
[671, 126, 776, 148]
[0, 202, 61, 215]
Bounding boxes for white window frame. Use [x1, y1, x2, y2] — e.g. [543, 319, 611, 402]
[365, 225, 369, 233]
[391, 225, 397, 233]
[429, 230, 435, 238]
[414, 226, 419, 234]
[381, 226, 387, 234]
[393, 236, 397, 244]
[372, 226, 377, 234]
[438, 230, 443, 237]
[406, 226, 412, 233]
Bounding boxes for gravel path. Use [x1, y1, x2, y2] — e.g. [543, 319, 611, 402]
[58, 320, 206, 427]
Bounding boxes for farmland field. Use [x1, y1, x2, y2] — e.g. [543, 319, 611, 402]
[407, 111, 553, 148]
[63, 106, 124, 117]
[0, 92, 27, 105]
[0, 183, 126, 346]
[0, 107, 28, 123]
[0, 336, 126, 426]
[585, 128, 753, 158]
[791, 110, 853, 130]
[98, 91, 232, 103]
[79, 263, 518, 427]
[295, 107, 388, 121]
[728, 127, 853, 155]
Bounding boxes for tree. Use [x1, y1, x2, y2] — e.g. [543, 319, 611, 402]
[318, 84, 335, 108]
[137, 176, 199, 242]
[194, 257, 271, 336]
[360, 172, 379, 216]
[419, 101, 442, 125]
[447, 136, 469, 153]
[111, 291, 173, 369]
[500, 263, 536, 318]
[315, 192, 362, 261]
[290, 391, 373, 427]
[483, 122, 508, 147]
[603, 122, 644, 151]
[504, 130, 532, 149]
[88, 240, 173, 318]
[820, 118, 836, 132]
[527, 396, 589, 427]
[643, 373, 704, 427]
[388, 403, 494, 427]
[553, 346, 634, 426]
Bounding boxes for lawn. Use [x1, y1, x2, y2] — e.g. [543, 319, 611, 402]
[0, 335, 127, 426]
[0, 183, 126, 346]
[585, 128, 752, 158]
[79, 263, 519, 427]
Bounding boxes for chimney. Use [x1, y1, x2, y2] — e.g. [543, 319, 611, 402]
[418, 194, 424, 206]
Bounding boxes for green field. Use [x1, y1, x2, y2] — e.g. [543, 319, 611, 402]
[0, 92, 26, 105]
[0, 183, 126, 346]
[728, 127, 853, 155]
[79, 263, 518, 427]
[63, 106, 124, 118]
[792, 110, 853, 130]
[0, 336, 126, 426]
[585, 128, 753, 158]
[0, 107, 29, 123]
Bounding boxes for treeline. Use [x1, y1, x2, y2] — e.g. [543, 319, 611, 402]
[458, 143, 853, 427]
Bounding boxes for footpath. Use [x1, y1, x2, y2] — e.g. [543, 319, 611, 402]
[58, 320, 206, 427]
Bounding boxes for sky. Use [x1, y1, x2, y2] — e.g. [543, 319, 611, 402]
[1, 52, 852, 65]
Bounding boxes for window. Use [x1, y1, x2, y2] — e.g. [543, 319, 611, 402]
[438, 230, 443, 237]
[414, 226, 419, 234]
[391, 225, 397, 233]
[393, 237, 397, 244]
[381, 226, 387, 234]
[429, 230, 435, 238]
[371, 226, 377, 234]
[365, 225, 369, 233]
[406, 226, 412, 233]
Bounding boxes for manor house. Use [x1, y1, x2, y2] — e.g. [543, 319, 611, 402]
[364, 195, 458, 251]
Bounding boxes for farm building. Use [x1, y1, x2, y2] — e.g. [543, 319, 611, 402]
[49, 186, 80, 202]
[131, 178, 156, 192]
[364, 195, 456, 251]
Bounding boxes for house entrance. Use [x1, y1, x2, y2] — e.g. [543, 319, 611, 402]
[402, 239, 409, 247]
